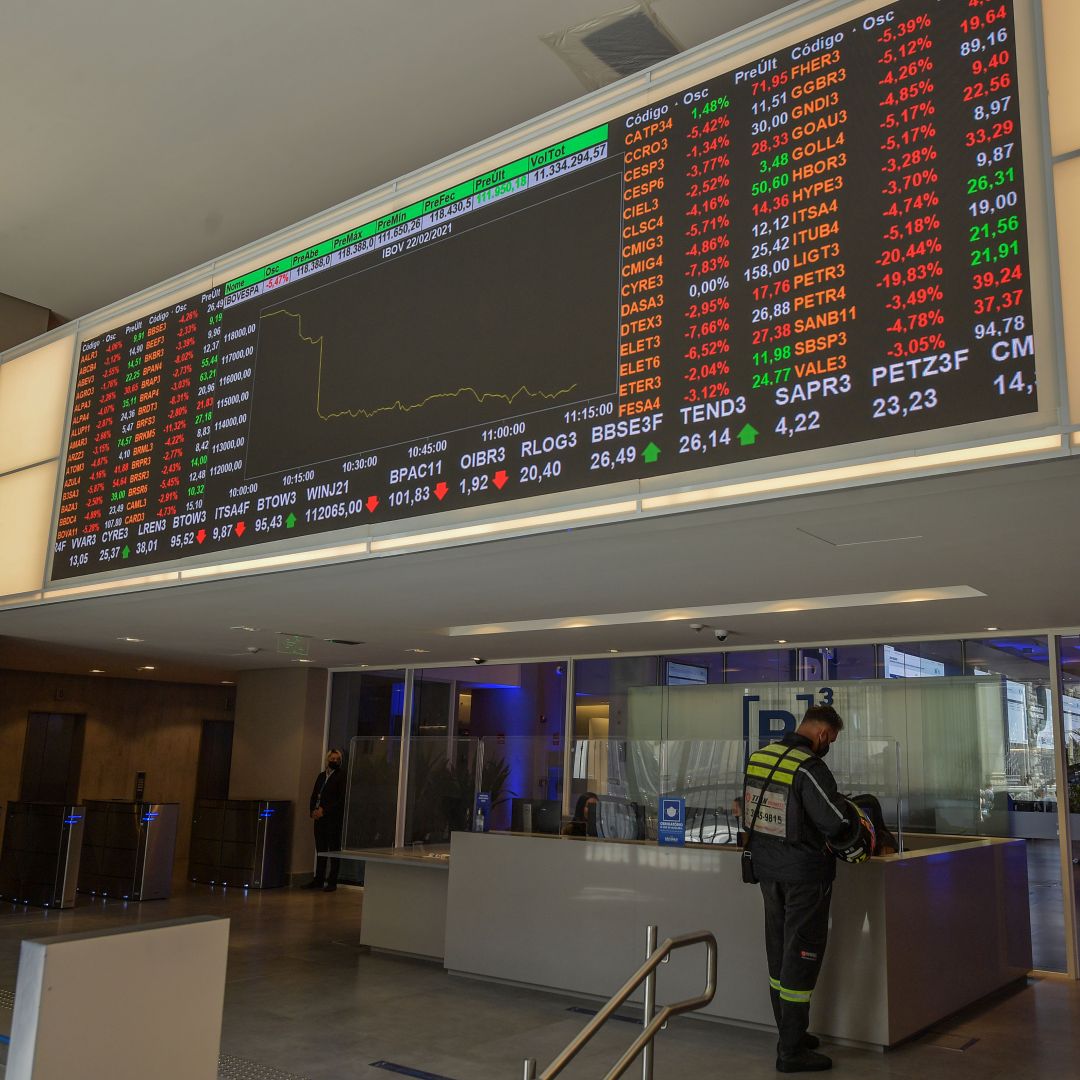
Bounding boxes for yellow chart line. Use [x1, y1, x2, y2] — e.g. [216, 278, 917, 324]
[260, 308, 579, 420]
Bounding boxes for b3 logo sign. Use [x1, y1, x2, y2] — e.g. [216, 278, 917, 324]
[743, 688, 835, 748]
[743, 696, 797, 746]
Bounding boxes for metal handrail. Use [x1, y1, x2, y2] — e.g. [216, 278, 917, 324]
[523, 927, 717, 1080]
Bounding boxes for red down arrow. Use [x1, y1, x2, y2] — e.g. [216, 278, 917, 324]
[492, 470, 508, 490]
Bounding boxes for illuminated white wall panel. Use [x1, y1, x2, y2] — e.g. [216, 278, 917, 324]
[0, 462, 57, 597]
[1043, 0, 1080, 156]
[0, 335, 74, 473]
[1053, 157, 1080, 424]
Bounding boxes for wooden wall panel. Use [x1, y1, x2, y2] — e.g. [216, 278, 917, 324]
[0, 669, 233, 877]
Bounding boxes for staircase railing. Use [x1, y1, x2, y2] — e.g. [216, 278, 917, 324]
[522, 926, 717, 1080]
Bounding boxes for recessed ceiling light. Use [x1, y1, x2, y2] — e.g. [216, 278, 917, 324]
[117, 636, 143, 643]
[137, 665, 156, 672]
[777, 639, 788, 644]
[405, 648, 430, 654]
[221, 680, 235, 685]
[90, 668, 106, 674]
[985, 626, 999, 631]
[295, 658, 312, 664]
[230, 625, 259, 632]
[609, 649, 619, 654]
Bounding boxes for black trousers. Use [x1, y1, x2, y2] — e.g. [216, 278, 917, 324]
[759, 878, 832, 1057]
[313, 816, 342, 886]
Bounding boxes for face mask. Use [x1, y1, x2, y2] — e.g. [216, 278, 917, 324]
[817, 741, 830, 759]
[328, 760, 340, 771]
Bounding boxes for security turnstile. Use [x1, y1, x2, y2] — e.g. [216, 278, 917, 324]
[78, 801, 180, 900]
[0, 802, 85, 908]
[189, 799, 291, 888]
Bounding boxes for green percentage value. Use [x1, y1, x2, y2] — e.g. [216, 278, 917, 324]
[691, 94, 730, 119]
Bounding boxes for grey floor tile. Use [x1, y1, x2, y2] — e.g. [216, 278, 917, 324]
[0, 885, 1074, 1079]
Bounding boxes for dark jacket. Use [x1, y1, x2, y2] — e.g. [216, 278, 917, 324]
[743, 733, 861, 883]
[310, 767, 346, 824]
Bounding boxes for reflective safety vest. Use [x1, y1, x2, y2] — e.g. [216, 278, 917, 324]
[743, 741, 815, 843]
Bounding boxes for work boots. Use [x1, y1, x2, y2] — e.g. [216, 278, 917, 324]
[770, 989, 823, 1063]
[777, 1045, 833, 1071]
[776, 1049, 833, 1072]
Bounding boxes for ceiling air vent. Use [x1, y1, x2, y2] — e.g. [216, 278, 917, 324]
[543, 2, 683, 90]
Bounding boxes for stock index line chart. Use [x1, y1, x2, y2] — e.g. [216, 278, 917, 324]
[258, 308, 581, 426]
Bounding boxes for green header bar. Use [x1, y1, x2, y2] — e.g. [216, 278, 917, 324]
[224, 123, 609, 296]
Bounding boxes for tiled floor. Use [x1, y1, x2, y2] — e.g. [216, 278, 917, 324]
[0, 883, 1076, 1078]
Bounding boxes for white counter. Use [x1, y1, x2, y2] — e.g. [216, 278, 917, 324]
[335, 847, 449, 960]
[442, 832, 1031, 1048]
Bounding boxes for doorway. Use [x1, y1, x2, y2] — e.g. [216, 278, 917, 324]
[195, 719, 235, 800]
[20, 712, 86, 804]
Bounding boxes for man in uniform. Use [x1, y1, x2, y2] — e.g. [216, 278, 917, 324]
[742, 704, 870, 1073]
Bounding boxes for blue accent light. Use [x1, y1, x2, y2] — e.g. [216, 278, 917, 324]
[258, 808, 276, 818]
[63, 815, 83, 825]
[390, 681, 406, 718]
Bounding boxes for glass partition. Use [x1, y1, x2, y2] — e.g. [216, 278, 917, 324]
[342, 735, 401, 851]
[413, 661, 566, 742]
[567, 638, 1061, 968]
[341, 735, 483, 850]
[476, 734, 565, 834]
[328, 669, 409, 880]
[572, 738, 659, 840]
[332, 635, 1066, 967]
[403, 736, 479, 846]
[485, 734, 900, 847]
[574, 656, 661, 741]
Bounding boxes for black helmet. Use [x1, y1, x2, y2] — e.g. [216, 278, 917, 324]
[828, 799, 874, 864]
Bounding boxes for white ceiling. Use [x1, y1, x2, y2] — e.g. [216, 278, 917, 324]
[2, 456, 1078, 682]
[2, 1, 1076, 685]
[1, 0, 793, 318]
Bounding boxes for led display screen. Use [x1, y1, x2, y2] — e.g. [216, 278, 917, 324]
[53, 0, 1038, 579]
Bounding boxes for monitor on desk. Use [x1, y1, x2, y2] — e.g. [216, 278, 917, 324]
[511, 799, 562, 835]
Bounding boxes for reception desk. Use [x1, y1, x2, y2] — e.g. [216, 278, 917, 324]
[441, 832, 1031, 1049]
[338, 846, 450, 960]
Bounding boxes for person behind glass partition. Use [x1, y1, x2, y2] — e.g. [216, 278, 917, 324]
[561, 791, 599, 837]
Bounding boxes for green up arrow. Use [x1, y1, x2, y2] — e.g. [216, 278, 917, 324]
[737, 423, 759, 447]
[121, 545, 130, 559]
[642, 442, 661, 463]
[286, 512, 297, 529]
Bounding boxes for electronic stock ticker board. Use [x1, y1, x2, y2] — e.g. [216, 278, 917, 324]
[53, 0, 1039, 580]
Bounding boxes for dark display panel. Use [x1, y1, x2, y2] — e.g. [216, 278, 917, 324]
[53, 0, 1038, 579]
